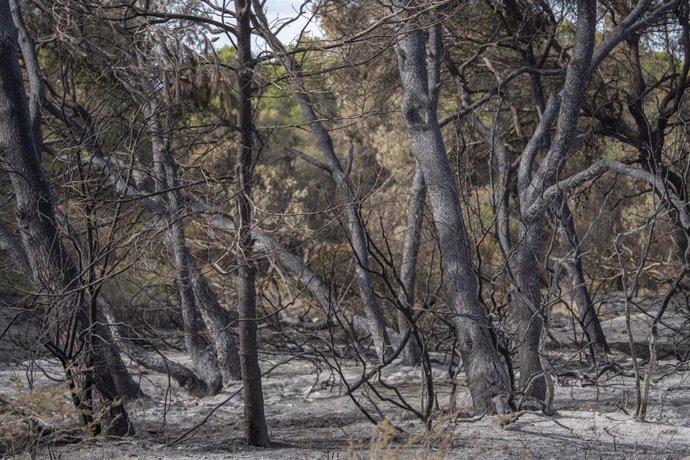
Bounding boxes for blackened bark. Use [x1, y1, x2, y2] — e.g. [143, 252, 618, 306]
[0, 2, 132, 435]
[54, 117, 337, 325]
[626, 35, 690, 264]
[9, 0, 43, 158]
[522, 63, 608, 370]
[9, 2, 141, 402]
[236, 0, 269, 446]
[513, 219, 547, 401]
[394, 6, 510, 413]
[0, 219, 142, 400]
[0, 220, 31, 277]
[519, 36, 609, 362]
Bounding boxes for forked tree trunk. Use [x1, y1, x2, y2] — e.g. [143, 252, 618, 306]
[236, 0, 269, 446]
[514, 0, 598, 402]
[393, 6, 510, 413]
[190, 265, 242, 382]
[0, 4, 132, 434]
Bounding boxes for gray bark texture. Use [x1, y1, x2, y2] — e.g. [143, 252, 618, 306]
[144, 101, 223, 396]
[396, 166, 425, 366]
[8, 1, 144, 401]
[46, 94, 336, 327]
[251, 0, 391, 361]
[447, 48, 605, 366]
[393, 5, 510, 414]
[0, 221, 142, 400]
[514, 0, 597, 402]
[621, 31, 688, 263]
[0, 1, 132, 435]
[9, 0, 43, 158]
[554, 198, 609, 358]
[43, 99, 241, 392]
[98, 297, 208, 397]
[189, 264, 242, 382]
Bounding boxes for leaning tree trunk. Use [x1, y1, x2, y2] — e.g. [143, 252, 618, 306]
[98, 297, 209, 397]
[8, 0, 142, 402]
[235, 0, 269, 446]
[394, 7, 510, 414]
[145, 102, 223, 396]
[0, 220, 142, 400]
[55, 120, 338, 327]
[250, 0, 391, 361]
[0, 4, 132, 435]
[189, 265, 242, 382]
[396, 166, 425, 366]
[555, 197, 609, 358]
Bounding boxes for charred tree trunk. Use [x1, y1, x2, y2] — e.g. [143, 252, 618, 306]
[51, 112, 337, 329]
[0, 3, 132, 435]
[394, 7, 510, 414]
[0, 220, 142, 400]
[236, 0, 269, 446]
[626, 33, 690, 264]
[9, 0, 141, 402]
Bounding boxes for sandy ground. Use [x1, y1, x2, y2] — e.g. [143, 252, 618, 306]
[1, 296, 690, 459]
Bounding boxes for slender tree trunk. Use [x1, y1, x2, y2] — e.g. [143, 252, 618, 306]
[626, 35, 690, 264]
[0, 4, 132, 434]
[190, 266, 242, 382]
[555, 198, 609, 358]
[396, 166, 425, 366]
[289, 82, 391, 361]
[145, 102, 222, 396]
[250, 0, 391, 361]
[394, 7, 510, 413]
[236, 0, 269, 446]
[0, 221, 142, 400]
[143, 95, 240, 386]
[49, 96, 241, 385]
[9, 0, 141, 404]
[53, 123, 337, 324]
